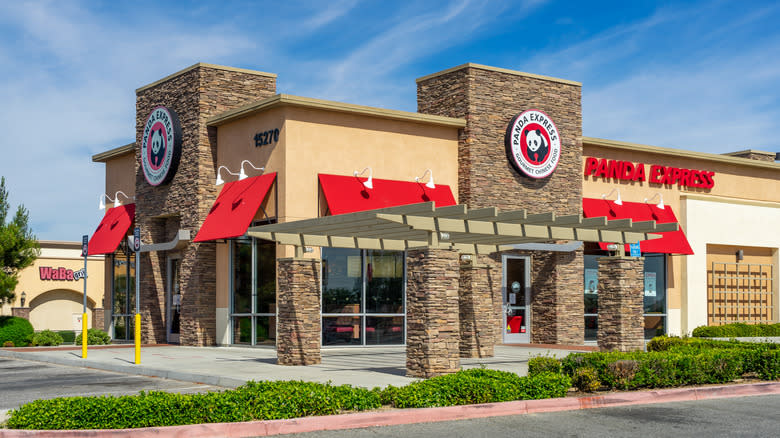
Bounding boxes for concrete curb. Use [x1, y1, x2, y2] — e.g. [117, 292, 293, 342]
[3, 381, 779, 437]
[0, 349, 245, 388]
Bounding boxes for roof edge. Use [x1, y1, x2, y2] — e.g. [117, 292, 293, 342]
[416, 63, 581, 86]
[583, 136, 780, 171]
[136, 63, 277, 94]
[722, 149, 776, 157]
[92, 143, 135, 162]
[207, 94, 467, 128]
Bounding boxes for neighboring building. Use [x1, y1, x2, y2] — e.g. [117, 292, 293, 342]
[87, 63, 779, 372]
[2, 241, 105, 332]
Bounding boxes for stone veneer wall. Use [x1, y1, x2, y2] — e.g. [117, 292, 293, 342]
[276, 258, 321, 365]
[458, 257, 498, 357]
[406, 249, 460, 377]
[418, 65, 585, 347]
[598, 256, 645, 352]
[135, 65, 276, 345]
[92, 307, 104, 330]
[11, 307, 30, 320]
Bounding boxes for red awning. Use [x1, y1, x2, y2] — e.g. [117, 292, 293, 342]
[88, 204, 135, 255]
[319, 173, 456, 215]
[582, 198, 693, 255]
[193, 173, 277, 242]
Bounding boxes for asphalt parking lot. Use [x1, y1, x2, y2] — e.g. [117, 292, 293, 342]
[0, 357, 224, 418]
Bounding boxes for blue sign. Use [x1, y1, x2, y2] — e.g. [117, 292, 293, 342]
[133, 227, 141, 252]
[629, 243, 641, 257]
[81, 235, 88, 257]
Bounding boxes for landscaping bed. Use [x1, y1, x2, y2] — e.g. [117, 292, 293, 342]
[4, 336, 779, 430]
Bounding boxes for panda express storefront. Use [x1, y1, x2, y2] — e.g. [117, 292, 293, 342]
[89, 63, 780, 377]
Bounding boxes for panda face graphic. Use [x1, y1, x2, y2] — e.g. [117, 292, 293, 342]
[524, 128, 549, 163]
[150, 129, 165, 167]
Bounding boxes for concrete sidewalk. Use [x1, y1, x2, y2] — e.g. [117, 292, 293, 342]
[0, 344, 582, 388]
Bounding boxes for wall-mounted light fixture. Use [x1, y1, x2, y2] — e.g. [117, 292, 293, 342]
[99, 191, 133, 210]
[20, 291, 26, 307]
[239, 160, 264, 180]
[215, 166, 240, 185]
[601, 188, 623, 206]
[415, 169, 436, 189]
[737, 249, 744, 262]
[644, 192, 665, 210]
[353, 167, 373, 189]
[460, 254, 472, 261]
[303, 246, 314, 253]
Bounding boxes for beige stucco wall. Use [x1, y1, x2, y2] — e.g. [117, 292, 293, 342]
[1, 242, 105, 331]
[583, 143, 780, 335]
[105, 152, 136, 200]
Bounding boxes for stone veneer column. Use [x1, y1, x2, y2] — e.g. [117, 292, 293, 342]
[459, 256, 498, 357]
[597, 257, 645, 352]
[92, 307, 104, 330]
[531, 250, 584, 345]
[406, 249, 460, 377]
[276, 258, 321, 365]
[418, 64, 585, 347]
[135, 64, 276, 345]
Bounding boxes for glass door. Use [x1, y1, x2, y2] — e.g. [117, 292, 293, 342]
[502, 255, 531, 343]
[166, 256, 181, 344]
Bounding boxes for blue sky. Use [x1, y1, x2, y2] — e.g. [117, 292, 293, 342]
[0, 0, 778, 240]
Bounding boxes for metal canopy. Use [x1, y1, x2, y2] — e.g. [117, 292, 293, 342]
[247, 202, 678, 255]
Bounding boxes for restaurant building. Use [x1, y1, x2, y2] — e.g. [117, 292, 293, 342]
[2, 241, 104, 333]
[88, 62, 779, 375]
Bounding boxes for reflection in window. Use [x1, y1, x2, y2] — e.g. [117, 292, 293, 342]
[230, 238, 277, 346]
[322, 248, 405, 346]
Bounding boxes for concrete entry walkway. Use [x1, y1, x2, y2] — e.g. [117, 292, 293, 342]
[0, 345, 586, 389]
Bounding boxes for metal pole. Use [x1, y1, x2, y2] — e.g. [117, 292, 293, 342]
[133, 227, 141, 365]
[135, 249, 141, 364]
[81, 235, 88, 359]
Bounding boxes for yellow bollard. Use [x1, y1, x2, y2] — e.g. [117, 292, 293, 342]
[134, 313, 141, 364]
[81, 313, 88, 358]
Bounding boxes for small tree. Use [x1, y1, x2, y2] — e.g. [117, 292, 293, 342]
[0, 177, 39, 305]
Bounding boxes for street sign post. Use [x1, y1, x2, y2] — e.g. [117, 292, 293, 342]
[134, 227, 141, 365]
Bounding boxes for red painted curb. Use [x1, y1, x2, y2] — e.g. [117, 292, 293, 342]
[3, 382, 779, 437]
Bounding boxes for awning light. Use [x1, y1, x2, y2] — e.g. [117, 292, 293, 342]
[216, 166, 240, 185]
[353, 167, 373, 190]
[644, 192, 665, 210]
[239, 160, 264, 180]
[415, 169, 436, 189]
[601, 188, 622, 206]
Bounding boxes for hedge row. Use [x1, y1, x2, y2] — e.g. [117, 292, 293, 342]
[6, 369, 571, 430]
[528, 337, 780, 392]
[692, 323, 780, 338]
[0, 316, 34, 347]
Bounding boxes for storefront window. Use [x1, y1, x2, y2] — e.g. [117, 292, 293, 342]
[583, 252, 667, 341]
[230, 238, 276, 346]
[322, 248, 405, 346]
[110, 243, 135, 341]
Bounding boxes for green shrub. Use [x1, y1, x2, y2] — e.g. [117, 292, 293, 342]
[6, 380, 382, 430]
[692, 323, 780, 338]
[74, 329, 111, 345]
[528, 356, 562, 376]
[385, 369, 570, 408]
[606, 360, 639, 390]
[647, 335, 687, 352]
[57, 330, 76, 344]
[3, 340, 14, 347]
[32, 330, 64, 346]
[571, 367, 600, 392]
[0, 316, 34, 347]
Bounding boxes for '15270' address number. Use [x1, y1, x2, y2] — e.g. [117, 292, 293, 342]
[254, 129, 279, 147]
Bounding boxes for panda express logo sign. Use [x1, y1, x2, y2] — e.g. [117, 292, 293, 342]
[141, 106, 182, 186]
[505, 109, 561, 179]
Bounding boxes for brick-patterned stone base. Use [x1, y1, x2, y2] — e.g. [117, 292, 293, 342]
[11, 307, 30, 320]
[530, 249, 584, 345]
[598, 257, 645, 352]
[277, 258, 321, 365]
[459, 259, 497, 358]
[92, 307, 104, 330]
[406, 249, 460, 377]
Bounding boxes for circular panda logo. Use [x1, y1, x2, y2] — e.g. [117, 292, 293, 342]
[141, 106, 182, 186]
[504, 109, 561, 179]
